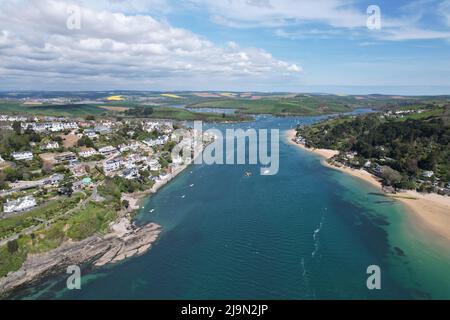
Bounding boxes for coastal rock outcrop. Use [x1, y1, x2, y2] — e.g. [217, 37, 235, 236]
[0, 221, 161, 297]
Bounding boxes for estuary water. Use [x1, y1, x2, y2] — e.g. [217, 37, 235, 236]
[16, 112, 450, 300]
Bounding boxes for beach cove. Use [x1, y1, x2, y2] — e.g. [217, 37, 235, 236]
[286, 129, 450, 244]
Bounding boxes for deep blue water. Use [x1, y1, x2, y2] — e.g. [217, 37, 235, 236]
[14, 111, 450, 300]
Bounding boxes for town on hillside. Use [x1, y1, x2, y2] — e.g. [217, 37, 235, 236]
[0, 114, 211, 222]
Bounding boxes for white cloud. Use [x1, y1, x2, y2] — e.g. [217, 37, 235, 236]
[287, 64, 302, 72]
[439, 0, 450, 26]
[193, 0, 367, 29]
[374, 27, 450, 41]
[369, 0, 450, 41]
[0, 0, 302, 90]
[275, 28, 348, 40]
[194, 0, 450, 42]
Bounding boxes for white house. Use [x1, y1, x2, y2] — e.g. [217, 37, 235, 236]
[6, 115, 27, 122]
[119, 142, 140, 153]
[103, 159, 122, 173]
[172, 155, 184, 165]
[99, 146, 117, 156]
[50, 122, 64, 132]
[148, 159, 161, 171]
[423, 171, 434, 178]
[54, 152, 77, 163]
[42, 141, 60, 150]
[143, 121, 161, 132]
[143, 135, 169, 147]
[95, 125, 111, 135]
[84, 129, 98, 139]
[294, 136, 306, 145]
[63, 122, 79, 130]
[142, 139, 157, 147]
[11, 151, 33, 161]
[3, 196, 37, 213]
[121, 168, 140, 180]
[345, 151, 358, 160]
[43, 174, 65, 186]
[31, 123, 47, 132]
[79, 147, 98, 158]
[159, 173, 170, 181]
[122, 159, 137, 170]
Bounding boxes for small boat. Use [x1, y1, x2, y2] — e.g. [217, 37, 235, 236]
[244, 171, 252, 177]
[150, 209, 155, 213]
[181, 195, 186, 199]
[189, 184, 194, 187]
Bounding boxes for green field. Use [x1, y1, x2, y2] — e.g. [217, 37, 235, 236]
[0, 101, 249, 121]
[188, 94, 450, 116]
[189, 97, 355, 115]
[1, 93, 449, 119]
[0, 101, 107, 116]
[138, 107, 250, 122]
[396, 108, 446, 121]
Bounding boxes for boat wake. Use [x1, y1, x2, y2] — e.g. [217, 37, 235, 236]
[311, 213, 326, 259]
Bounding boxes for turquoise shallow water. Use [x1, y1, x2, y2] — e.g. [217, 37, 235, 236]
[14, 113, 450, 300]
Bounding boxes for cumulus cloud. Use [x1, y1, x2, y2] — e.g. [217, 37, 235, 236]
[0, 0, 301, 90]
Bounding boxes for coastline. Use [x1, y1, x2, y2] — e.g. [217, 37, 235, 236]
[0, 220, 162, 297]
[0, 138, 206, 298]
[0, 163, 193, 298]
[286, 129, 450, 243]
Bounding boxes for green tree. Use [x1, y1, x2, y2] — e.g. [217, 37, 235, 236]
[4, 167, 23, 182]
[77, 136, 95, 148]
[381, 167, 402, 187]
[7, 240, 19, 254]
[12, 121, 22, 135]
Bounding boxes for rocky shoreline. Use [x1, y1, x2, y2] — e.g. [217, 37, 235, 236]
[0, 219, 161, 298]
[0, 134, 210, 298]
[0, 158, 195, 298]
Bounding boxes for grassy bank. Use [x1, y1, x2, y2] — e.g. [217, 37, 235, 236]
[188, 97, 354, 115]
[0, 194, 86, 240]
[0, 198, 118, 278]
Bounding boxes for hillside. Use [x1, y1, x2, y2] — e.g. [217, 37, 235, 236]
[296, 106, 450, 193]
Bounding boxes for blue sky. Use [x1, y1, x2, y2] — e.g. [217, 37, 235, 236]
[0, 0, 449, 94]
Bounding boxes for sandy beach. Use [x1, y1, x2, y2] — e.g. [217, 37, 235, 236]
[286, 129, 450, 242]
